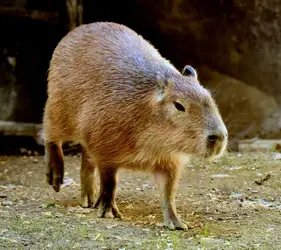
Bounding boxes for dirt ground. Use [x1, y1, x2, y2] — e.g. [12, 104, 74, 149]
[0, 151, 281, 249]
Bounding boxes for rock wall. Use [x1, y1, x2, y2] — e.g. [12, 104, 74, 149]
[199, 66, 279, 139]
[121, 0, 281, 139]
[1, 0, 281, 139]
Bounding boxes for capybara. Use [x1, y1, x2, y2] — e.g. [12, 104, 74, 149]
[43, 22, 227, 230]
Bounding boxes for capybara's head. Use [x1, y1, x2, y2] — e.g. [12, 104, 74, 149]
[148, 65, 227, 159]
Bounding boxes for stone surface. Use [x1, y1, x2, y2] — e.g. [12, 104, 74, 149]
[199, 66, 281, 139]
[1, 0, 281, 139]
[121, 0, 281, 138]
[0, 52, 18, 121]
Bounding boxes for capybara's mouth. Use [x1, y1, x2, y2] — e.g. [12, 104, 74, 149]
[204, 139, 227, 159]
[190, 141, 226, 159]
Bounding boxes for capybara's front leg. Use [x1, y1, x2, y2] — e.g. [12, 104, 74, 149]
[45, 142, 64, 192]
[80, 149, 97, 208]
[155, 169, 187, 230]
[94, 167, 122, 218]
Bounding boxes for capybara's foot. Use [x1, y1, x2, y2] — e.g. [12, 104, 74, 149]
[45, 142, 64, 192]
[46, 170, 62, 192]
[81, 190, 95, 208]
[164, 217, 188, 230]
[95, 196, 122, 218]
[97, 204, 122, 219]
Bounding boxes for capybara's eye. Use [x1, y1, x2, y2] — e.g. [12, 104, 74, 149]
[174, 102, 185, 112]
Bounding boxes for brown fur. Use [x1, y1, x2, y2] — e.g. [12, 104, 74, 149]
[43, 22, 227, 230]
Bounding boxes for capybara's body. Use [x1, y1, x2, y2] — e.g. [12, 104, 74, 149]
[43, 22, 227, 230]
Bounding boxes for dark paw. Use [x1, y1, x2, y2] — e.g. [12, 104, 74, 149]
[96, 200, 122, 219]
[98, 206, 122, 219]
[52, 177, 61, 192]
[46, 166, 63, 192]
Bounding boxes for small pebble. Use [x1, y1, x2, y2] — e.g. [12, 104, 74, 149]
[211, 174, 230, 178]
[2, 200, 13, 206]
[155, 222, 165, 227]
[200, 237, 224, 245]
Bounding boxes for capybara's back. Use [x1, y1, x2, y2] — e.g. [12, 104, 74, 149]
[45, 23, 175, 143]
[43, 22, 227, 230]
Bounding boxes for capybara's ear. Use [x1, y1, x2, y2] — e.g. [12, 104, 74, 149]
[155, 73, 171, 101]
[182, 65, 198, 79]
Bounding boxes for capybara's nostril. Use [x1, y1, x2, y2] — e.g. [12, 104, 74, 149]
[208, 134, 219, 143]
[208, 131, 226, 143]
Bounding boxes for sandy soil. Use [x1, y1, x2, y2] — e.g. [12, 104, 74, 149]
[0, 152, 281, 249]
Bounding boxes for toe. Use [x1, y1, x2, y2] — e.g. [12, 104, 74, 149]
[81, 197, 89, 208]
[52, 181, 60, 192]
[165, 221, 176, 230]
[104, 210, 114, 218]
[175, 221, 188, 230]
[112, 206, 122, 218]
[46, 173, 52, 185]
[165, 218, 188, 231]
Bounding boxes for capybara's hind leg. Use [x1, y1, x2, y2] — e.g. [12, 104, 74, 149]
[80, 149, 97, 208]
[94, 167, 121, 218]
[45, 142, 64, 192]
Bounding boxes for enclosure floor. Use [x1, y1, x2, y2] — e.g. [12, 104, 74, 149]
[0, 152, 281, 249]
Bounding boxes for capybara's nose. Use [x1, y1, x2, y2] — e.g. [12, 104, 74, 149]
[207, 126, 228, 143]
[208, 134, 220, 143]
